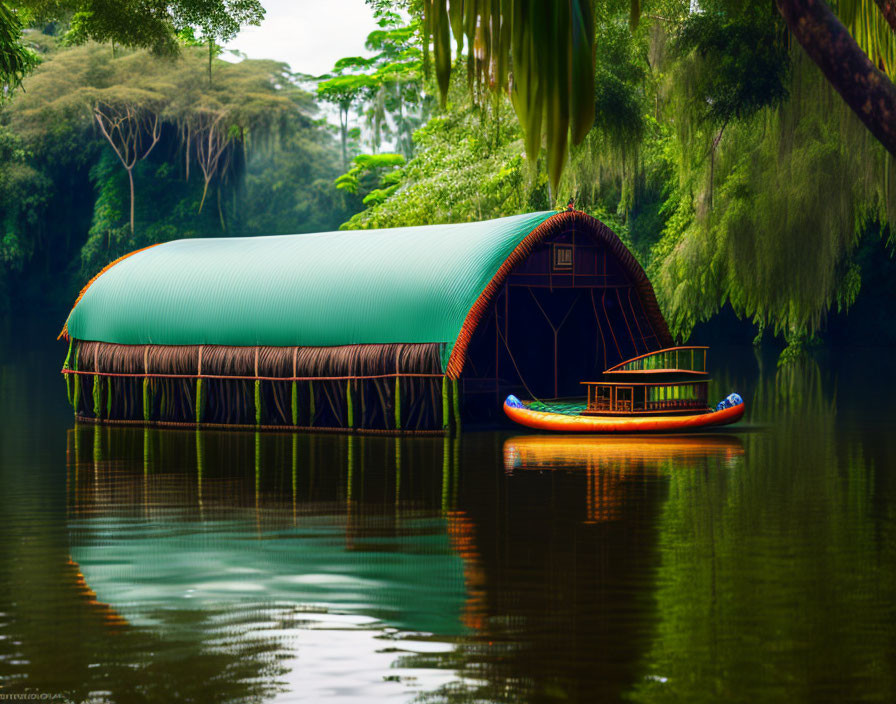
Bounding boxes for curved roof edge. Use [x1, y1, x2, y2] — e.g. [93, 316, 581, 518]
[444, 210, 673, 378]
[59, 243, 161, 341]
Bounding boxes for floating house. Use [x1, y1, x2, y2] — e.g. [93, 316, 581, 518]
[60, 209, 672, 433]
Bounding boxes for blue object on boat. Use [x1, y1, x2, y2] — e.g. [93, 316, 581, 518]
[505, 394, 524, 409]
[716, 393, 744, 411]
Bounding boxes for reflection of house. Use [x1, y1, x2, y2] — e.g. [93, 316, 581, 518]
[61, 210, 671, 432]
[68, 427, 475, 637]
[64, 423, 747, 703]
[504, 435, 744, 523]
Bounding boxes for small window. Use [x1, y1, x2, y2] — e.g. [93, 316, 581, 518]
[553, 244, 573, 271]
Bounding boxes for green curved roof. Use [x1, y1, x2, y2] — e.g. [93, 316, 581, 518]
[66, 211, 557, 358]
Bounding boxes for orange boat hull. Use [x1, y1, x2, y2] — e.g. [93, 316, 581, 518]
[503, 399, 745, 433]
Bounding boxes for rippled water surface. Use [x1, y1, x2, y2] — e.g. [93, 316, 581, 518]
[1, 316, 895, 703]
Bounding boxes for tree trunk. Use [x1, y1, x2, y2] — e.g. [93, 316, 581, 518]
[127, 167, 135, 234]
[198, 179, 210, 214]
[208, 38, 214, 85]
[873, 0, 896, 32]
[775, 0, 896, 158]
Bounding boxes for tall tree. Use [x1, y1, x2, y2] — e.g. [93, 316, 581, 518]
[2, 1, 265, 83]
[93, 100, 163, 233]
[420, 0, 896, 189]
[317, 61, 377, 170]
[172, 0, 264, 84]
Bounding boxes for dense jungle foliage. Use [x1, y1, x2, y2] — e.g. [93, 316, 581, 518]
[2, 0, 896, 355]
[0, 29, 352, 310]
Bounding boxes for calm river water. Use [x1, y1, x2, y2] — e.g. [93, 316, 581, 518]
[1, 314, 895, 703]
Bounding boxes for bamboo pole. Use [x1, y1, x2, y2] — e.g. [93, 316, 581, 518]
[346, 380, 355, 428]
[64, 339, 73, 407]
[92, 346, 102, 419]
[93, 376, 102, 419]
[452, 379, 461, 435]
[442, 376, 450, 434]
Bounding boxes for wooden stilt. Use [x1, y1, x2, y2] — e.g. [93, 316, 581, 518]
[93, 376, 102, 419]
[64, 339, 73, 406]
[452, 379, 461, 435]
[346, 380, 354, 428]
[442, 376, 450, 434]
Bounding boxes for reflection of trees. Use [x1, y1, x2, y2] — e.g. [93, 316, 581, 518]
[397, 434, 744, 703]
[628, 357, 896, 703]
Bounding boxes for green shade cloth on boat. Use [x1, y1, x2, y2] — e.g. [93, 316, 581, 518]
[66, 211, 557, 367]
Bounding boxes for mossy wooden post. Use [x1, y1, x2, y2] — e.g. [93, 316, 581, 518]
[195, 346, 204, 425]
[254, 347, 262, 427]
[451, 378, 461, 435]
[394, 375, 401, 431]
[90, 343, 102, 419]
[63, 339, 73, 407]
[346, 380, 355, 429]
[441, 376, 451, 435]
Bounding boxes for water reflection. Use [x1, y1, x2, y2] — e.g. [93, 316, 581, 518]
[504, 434, 744, 524]
[3, 329, 896, 703]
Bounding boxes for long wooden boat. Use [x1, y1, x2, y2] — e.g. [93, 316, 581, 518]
[503, 346, 745, 433]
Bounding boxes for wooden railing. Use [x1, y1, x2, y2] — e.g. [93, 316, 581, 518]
[604, 346, 709, 374]
[583, 379, 708, 414]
